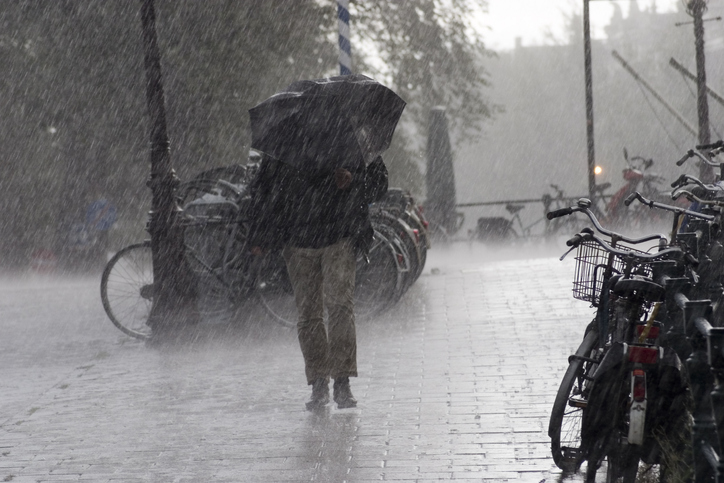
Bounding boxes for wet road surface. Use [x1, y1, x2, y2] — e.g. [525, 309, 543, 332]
[0, 243, 596, 482]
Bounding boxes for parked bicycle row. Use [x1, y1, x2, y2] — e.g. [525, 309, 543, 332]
[100, 159, 429, 340]
[470, 147, 674, 243]
[547, 140, 724, 482]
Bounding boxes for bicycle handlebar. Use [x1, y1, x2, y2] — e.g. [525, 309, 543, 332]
[696, 140, 724, 151]
[546, 207, 574, 220]
[623, 192, 638, 207]
[569, 231, 682, 262]
[676, 150, 694, 166]
[672, 188, 724, 207]
[669, 174, 722, 194]
[678, 148, 721, 167]
[624, 191, 716, 221]
[566, 232, 588, 247]
[546, 198, 668, 244]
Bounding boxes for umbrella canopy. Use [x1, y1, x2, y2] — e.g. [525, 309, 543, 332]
[249, 74, 405, 174]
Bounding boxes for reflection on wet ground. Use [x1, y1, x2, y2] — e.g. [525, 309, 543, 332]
[0, 242, 598, 481]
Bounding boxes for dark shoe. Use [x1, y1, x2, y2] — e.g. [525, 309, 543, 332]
[333, 377, 357, 409]
[305, 378, 329, 411]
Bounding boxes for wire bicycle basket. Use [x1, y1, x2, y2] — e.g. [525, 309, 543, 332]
[572, 241, 650, 305]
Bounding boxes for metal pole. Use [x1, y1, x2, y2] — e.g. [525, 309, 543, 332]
[140, 0, 195, 334]
[692, 1, 710, 147]
[583, 0, 596, 200]
[689, 0, 713, 180]
[337, 0, 352, 75]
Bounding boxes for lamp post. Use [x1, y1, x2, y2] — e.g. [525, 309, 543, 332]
[139, 0, 195, 334]
[690, 0, 710, 147]
[583, 0, 595, 199]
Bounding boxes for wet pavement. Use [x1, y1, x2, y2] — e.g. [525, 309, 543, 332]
[0, 242, 596, 482]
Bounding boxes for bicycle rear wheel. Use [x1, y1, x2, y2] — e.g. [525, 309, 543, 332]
[100, 242, 154, 340]
[183, 218, 239, 322]
[355, 230, 403, 319]
[602, 448, 639, 483]
[549, 328, 600, 472]
[255, 252, 297, 328]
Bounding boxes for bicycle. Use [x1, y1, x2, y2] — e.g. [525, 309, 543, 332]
[100, 173, 422, 338]
[547, 198, 692, 482]
[604, 149, 668, 232]
[541, 183, 613, 240]
[259, 191, 426, 327]
[377, 188, 430, 280]
[471, 201, 549, 242]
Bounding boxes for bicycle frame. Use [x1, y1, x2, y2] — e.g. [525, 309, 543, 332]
[548, 200, 691, 481]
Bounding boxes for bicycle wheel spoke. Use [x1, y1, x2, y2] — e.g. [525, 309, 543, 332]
[101, 242, 154, 339]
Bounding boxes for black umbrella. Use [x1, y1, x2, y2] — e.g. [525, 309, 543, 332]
[249, 74, 405, 174]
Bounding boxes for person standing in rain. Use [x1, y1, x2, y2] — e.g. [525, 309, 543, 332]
[247, 145, 388, 411]
[246, 74, 403, 410]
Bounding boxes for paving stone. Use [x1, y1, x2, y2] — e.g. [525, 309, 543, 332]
[0, 245, 596, 482]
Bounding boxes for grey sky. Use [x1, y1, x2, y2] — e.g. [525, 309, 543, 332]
[480, 0, 680, 50]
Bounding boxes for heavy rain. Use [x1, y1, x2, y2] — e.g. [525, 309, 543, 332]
[1, 0, 723, 482]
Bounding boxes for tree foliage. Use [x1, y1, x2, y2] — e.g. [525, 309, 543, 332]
[353, 0, 493, 143]
[0, 0, 492, 267]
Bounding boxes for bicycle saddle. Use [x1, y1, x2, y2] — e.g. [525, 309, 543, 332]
[612, 275, 665, 302]
[505, 203, 525, 215]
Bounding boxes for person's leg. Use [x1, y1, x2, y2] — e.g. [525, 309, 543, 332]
[283, 246, 329, 408]
[322, 238, 358, 407]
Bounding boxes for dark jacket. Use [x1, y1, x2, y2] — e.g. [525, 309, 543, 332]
[246, 156, 388, 254]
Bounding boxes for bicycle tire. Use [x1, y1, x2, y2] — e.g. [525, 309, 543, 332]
[355, 230, 404, 319]
[100, 241, 154, 340]
[182, 203, 245, 323]
[255, 252, 297, 328]
[549, 328, 600, 472]
[387, 218, 421, 289]
[603, 448, 639, 483]
[374, 222, 412, 291]
[396, 216, 425, 282]
[403, 211, 429, 271]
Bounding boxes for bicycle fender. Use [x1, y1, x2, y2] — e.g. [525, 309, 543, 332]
[591, 342, 625, 381]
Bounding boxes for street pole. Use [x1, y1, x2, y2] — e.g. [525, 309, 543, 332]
[583, 0, 596, 199]
[139, 0, 195, 334]
[337, 0, 352, 75]
[688, 0, 713, 179]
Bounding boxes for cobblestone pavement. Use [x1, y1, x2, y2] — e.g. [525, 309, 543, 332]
[0, 242, 597, 482]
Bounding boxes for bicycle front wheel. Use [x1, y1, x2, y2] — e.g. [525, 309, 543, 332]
[549, 328, 599, 472]
[355, 230, 403, 319]
[255, 252, 297, 328]
[100, 242, 154, 340]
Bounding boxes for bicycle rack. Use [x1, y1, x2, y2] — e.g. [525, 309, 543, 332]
[672, 290, 724, 483]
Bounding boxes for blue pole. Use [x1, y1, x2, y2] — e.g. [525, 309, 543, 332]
[337, 0, 352, 75]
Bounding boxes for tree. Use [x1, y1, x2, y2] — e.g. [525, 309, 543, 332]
[0, 0, 494, 266]
[353, 0, 494, 143]
[351, 0, 494, 194]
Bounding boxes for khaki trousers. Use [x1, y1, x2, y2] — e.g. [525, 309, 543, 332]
[282, 238, 357, 385]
